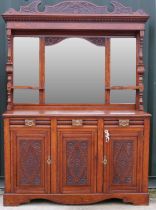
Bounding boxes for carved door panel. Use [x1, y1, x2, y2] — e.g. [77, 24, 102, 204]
[104, 128, 143, 193]
[11, 128, 50, 193]
[58, 128, 97, 193]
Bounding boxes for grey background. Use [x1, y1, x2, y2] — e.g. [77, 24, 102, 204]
[0, 0, 156, 179]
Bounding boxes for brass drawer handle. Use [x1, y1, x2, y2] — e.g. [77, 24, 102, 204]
[102, 155, 107, 166]
[72, 119, 83, 126]
[25, 119, 35, 127]
[119, 119, 129, 127]
[47, 156, 52, 165]
[104, 129, 110, 143]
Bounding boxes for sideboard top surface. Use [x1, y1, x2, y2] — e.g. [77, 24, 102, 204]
[3, 110, 151, 118]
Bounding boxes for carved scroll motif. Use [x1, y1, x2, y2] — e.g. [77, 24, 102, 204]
[45, 36, 105, 46]
[6, 0, 147, 15]
[20, 0, 41, 13]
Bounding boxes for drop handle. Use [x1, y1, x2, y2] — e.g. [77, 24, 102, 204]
[104, 129, 110, 143]
[47, 156, 52, 165]
[102, 155, 107, 166]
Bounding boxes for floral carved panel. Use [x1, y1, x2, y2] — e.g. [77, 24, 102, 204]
[18, 139, 42, 186]
[112, 140, 134, 185]
[66, 140, 89, 186]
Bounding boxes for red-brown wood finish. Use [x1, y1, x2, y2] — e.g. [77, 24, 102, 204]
[58, 127, 97, 194]
[2, 0, 150, 206]
[105, 128, 143, 193]
[10, 128, 51, 194]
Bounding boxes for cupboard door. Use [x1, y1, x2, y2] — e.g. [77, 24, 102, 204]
[104, 128, 143, 193]
[11, 129, 50, 193]
[58, 128, 97, 193]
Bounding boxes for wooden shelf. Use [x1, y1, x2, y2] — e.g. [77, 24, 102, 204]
[12, 86, 44, 90]
[106, 86, 140, 90]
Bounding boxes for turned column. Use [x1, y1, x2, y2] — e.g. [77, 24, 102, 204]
[6, 29, 13, 110]
[137, 30, 145, 111]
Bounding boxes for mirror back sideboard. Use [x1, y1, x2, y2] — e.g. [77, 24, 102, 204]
[2, 0, 150, 206]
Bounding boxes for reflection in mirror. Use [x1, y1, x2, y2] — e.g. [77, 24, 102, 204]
[111, 38, 136, 86]
[14, 37, 39, 86]
[14, 89, 39, 103]
[45, 38, 105, 104]
[111, 90, 135, 103]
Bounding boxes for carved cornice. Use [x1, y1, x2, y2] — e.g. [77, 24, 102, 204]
[3, 0, 149, 23]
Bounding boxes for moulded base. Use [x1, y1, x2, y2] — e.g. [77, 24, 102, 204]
[3, 193, 149, 206]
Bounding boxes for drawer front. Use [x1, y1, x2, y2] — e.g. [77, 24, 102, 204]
[10, 118, 51, 127]
[57, 118, 98, 127]
[104, 118, 144, 128]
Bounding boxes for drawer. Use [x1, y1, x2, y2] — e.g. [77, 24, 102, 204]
[10, 118, 51, 127]
[104, 118, 144, 127]
[57, 118, 98, 126]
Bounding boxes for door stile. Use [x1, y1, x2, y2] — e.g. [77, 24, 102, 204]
[45, 128, 51, 193]
[103, 122, 110, 193]
[91, 129, 98, 193]
[51, 118, 57, 193]
[136, 130, 143, 192]
[97, 119, 104, 193]
[4, 118, 11, 193]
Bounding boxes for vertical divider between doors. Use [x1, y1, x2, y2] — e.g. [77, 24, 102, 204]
[104, 125, 110, 193]
[92, 127, 98, 193]
[51, 118, 57, 193]
[97, 119, 104, 192]
[45, 128, 51, 193]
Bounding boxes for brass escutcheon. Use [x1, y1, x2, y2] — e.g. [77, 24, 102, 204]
[25, 119, 36, 127]
[119, 119, 130, 127]
[72, 119, 83, 126]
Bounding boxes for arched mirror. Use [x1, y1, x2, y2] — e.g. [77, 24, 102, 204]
[45, 37, 105, 104]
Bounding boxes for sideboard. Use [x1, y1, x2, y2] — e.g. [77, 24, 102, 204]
[2, 0, 150, 206]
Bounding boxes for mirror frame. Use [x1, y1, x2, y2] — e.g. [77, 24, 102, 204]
[2, 0, 149, 111]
